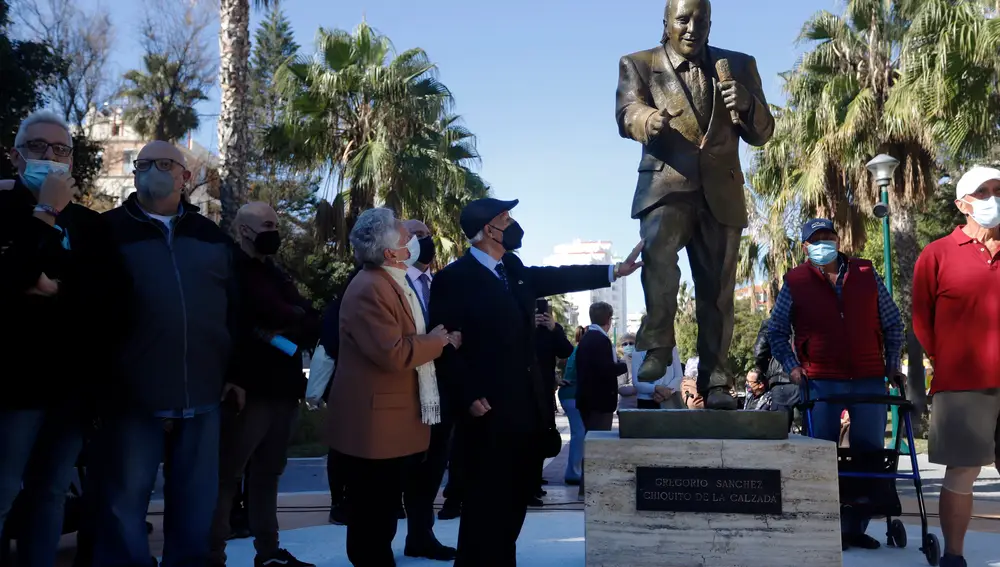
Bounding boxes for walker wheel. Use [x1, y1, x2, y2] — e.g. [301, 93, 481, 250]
[922, 533, 940, 566]
[888, 518, 907, 548]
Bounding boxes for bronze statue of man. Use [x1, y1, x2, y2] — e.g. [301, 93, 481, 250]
[615, 0, 774, 409]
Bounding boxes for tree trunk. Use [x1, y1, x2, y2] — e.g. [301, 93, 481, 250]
[889, 205, 927, 434]
[217, 0, 251, 233]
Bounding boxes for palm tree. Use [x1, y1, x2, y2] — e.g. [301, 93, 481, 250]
[120, 53, 209, 141]
[272, 23, 482, 257]
[736, 186, 799, 306]
[898, 0, 1000, 159]
[218, 0, 274, 232]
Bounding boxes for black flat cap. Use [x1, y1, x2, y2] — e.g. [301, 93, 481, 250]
[460, 198, 519, 239]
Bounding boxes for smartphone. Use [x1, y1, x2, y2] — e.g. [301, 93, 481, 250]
[536, 299, 547, 315]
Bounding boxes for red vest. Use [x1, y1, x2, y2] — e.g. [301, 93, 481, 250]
[784, 258, 885, 379]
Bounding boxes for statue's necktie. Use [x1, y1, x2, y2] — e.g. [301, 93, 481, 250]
[687, 64, 711, 131]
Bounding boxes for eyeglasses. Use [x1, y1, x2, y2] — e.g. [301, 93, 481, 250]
[134, 158, 182, 172]
[18, 140, 73, 158]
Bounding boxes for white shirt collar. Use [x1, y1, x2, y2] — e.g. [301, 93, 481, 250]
[469, 246, 502, 277]
[406, 265, 432, 283]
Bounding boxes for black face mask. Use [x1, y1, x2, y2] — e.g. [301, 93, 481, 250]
[417, 236, 436, 265]
[489, 221, 524, 251]
[253, 230, 281, 255]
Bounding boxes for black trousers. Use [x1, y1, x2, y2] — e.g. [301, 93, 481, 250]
[340, 451, 419, 567]
[441, 425, 464, 504]
[455, 428, 538, 567]
[403, 421, 453, 546]
[327, 449, 346, 506]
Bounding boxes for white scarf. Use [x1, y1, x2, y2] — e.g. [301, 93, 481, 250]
[383, 266, 441, 425]
[588, 324, 618, 363]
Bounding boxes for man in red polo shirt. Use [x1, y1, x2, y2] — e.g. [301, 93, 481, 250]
[913, 166, 1000, 567]
[769, 218, 904, 551]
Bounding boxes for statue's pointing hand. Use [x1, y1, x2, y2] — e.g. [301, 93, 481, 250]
[645, 108, 672, 140]
[615, 240, 645, 279]
[719, 80, 751, 113]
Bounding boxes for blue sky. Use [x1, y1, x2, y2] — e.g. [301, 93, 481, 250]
[80, 0, 839, 312]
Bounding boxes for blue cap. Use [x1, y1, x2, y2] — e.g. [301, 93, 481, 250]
[460, 198, 519, 239]
[801, 218, 836, 242]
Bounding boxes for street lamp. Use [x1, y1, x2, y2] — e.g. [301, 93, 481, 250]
[866, 154, 900, 296]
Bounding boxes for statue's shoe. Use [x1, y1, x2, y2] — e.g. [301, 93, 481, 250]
[637, 348, 672, 382]
[705, 388, 738, 411]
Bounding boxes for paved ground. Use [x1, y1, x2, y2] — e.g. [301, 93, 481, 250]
[38, 414, 1000, 565]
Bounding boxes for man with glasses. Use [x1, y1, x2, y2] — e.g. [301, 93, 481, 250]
[0, 109, 115, 567]
[93, 141, 244, 567]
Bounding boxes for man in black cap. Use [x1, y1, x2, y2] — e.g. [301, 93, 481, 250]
[429, 198, 642, 566]
[768, 218, 903, 551]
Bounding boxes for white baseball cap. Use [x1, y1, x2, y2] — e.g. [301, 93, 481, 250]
[956, 166, 1000, 199]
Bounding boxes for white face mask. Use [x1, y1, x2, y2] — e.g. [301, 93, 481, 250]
[965, 196, 1000, 229]
[401, 235, 421, 267]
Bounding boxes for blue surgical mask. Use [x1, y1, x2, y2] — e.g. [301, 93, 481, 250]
[806, 241, 838, 266]
[136, 169, 177, 200]
[623, 345, 635, 356]
[21, 159, 69, 191]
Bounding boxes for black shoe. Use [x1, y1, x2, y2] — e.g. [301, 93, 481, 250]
[565, 478, 581, 486]
[438, 502, 461, 520]
[535, 489, 547, 498]
[255, 549, 315, 567]
[847, 533, 881, 550]
[328, 505, 348, 526]
[540, 478, 548, 485]
[637, 349, 671, 382]
[146, 521, 154, 535]
[941, 553, 968, 567]
[404, 541, 457, 561]
[528, 496, 544, 507]
[227, 526, 251, 540]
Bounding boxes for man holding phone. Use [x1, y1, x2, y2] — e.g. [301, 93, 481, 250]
[532, 299, 574, 505]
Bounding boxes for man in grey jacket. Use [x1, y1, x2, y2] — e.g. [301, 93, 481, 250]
[92, 141, 244, 567]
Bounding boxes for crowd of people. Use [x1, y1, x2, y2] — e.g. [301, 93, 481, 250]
[0, 108, 646, 567]
[1, 106, 998, 567]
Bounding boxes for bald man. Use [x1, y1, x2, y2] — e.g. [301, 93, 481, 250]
[208, 201, 319, 567]
[396, 219, 458, 560]
[94, 140, 244, 567]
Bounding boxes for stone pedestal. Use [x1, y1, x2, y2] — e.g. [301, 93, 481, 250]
[584, 431, 842, 567]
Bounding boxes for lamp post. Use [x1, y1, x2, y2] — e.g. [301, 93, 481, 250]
[865, 154, 901, 295]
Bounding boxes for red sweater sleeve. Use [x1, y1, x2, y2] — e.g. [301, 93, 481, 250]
[912, 247, 938, 359]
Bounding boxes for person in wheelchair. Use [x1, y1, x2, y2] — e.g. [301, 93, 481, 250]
[753, 317, 799, 429]
[768, 218, 904, 552]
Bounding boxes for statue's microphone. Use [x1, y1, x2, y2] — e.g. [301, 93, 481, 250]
[715, 59, 741, 126]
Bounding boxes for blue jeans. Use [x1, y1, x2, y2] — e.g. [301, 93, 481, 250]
[806, 377, 887, 536]
[0, 409, 84, 567]
[560, 398, 585, 482]
[94, 409, 220, 567]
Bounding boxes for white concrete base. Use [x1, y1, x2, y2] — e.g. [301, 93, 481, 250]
[224, 512, 998, 566]
[584, 432, 842, 566]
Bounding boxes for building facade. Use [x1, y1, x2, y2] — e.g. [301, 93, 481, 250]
[543, 239, 627, 341]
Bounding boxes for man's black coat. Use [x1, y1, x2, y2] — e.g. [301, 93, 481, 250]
[429, 250, 610, 434]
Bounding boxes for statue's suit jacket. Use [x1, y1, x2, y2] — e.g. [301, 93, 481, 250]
[616, 45, 774, 228]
